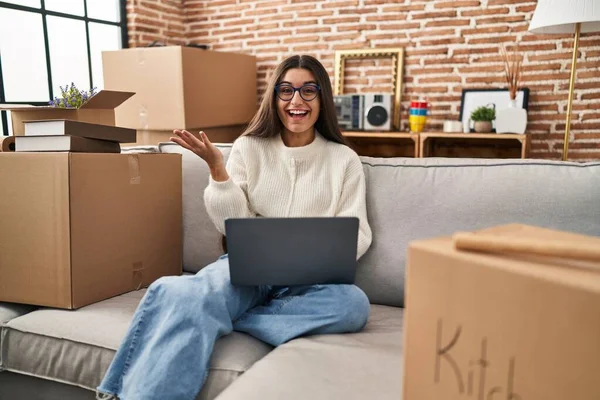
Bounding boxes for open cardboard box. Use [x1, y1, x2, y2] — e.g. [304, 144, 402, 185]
[0, 90, 134, 135]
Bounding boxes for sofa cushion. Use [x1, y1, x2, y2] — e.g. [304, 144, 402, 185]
[159, 142, 233, 273]
[0, 302, 36, 326]
[216, 304, 404, 400]
[0, 290, 273, 400]
[0, 302, 37, 370]
[358, 157, 600, 307]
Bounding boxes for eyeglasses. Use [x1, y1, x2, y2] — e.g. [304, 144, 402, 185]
[274, 83, 321, 101]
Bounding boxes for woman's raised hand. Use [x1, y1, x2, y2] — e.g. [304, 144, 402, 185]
[170, 130, 224, 169]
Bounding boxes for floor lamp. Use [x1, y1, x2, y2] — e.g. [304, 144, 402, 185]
[528, 0, 600, 161]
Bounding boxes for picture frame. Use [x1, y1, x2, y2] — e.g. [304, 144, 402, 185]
[459, 88, 530, 133]
[334, 48, 404, 131]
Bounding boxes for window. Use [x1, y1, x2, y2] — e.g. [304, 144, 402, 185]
[0, 0, 128, 136]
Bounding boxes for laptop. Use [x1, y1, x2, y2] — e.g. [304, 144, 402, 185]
[224, 217, 359, 286]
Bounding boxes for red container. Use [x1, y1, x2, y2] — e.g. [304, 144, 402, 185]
[410, 101, 429, 109]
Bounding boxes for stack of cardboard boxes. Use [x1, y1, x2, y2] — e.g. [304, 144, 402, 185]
[0, 90, 183, 309]
[0, 47, 257, 309]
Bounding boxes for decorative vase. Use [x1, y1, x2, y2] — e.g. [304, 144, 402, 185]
[474, 121, 493, 133]
[495, 99, 527, 134]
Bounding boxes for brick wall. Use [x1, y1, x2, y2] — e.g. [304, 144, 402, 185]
[127, 0, 186, 46]
[127, 0, 600, 160]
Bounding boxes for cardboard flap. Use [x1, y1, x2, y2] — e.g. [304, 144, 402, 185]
[0, 104, 37, 110]
[80, 90, 135, 110]
[453, 224, 600, 264]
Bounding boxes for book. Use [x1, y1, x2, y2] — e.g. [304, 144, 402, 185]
[15, 135, 121, 153]
[23, 119, 136, 143]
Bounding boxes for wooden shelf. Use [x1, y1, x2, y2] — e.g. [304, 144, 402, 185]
[341, 130, 529, 159]
[342, 131, 419, 158]
[342, 131, 417, 139]
[419, 132, 526, 141]
[419, 132, 529, 159]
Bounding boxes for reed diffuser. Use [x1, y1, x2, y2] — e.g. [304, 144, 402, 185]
[500, 44, 523, 102]
[496, 44, 528, 134]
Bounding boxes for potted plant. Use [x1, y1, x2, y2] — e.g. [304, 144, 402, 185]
[49, 83, 97, 108]
[470, 106, 495, 133]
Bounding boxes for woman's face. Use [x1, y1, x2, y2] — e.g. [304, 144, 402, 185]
[275, 68, 321, 136]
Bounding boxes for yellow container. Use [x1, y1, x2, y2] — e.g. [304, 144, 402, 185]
[409, 115, 427, 133]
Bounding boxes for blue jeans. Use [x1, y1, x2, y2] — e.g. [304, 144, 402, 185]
[96, 255, 370, 400]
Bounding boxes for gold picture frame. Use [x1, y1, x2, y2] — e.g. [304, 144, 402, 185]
[334, 48, 404, 131]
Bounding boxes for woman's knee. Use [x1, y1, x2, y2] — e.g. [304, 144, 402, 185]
[147, 274, 229, 314]
[329, 285, 370, 332]
[147, 275, 189, 300]
[195, 256, 232, 285]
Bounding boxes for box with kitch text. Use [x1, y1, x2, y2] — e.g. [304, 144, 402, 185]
[403, 224, 600, 400]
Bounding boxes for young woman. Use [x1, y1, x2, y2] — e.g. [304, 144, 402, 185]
[96, 55, 372, 400]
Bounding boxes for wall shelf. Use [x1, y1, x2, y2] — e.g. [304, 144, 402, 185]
[342, 131, 419, 158]
[419, 132, 529, 159]
[342, 131, 416, 139]
[342, 131, 529, 159]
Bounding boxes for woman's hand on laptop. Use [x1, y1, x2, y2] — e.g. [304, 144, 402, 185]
[171, 130, 229, 182]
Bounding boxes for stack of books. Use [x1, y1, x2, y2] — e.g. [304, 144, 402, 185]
[14, 120, 137, 153]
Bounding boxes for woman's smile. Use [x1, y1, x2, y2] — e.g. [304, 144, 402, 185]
[285, 108, 310, 121]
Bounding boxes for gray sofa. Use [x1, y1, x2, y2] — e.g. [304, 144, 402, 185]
[1, 142, 599, 400]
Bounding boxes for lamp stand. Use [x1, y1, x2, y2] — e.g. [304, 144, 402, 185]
[563, 22, 581, 161]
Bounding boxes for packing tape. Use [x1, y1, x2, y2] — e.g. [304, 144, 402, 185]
[132, 261, 146, 290]
[1, 136, 15, 152]
[128, 154, 141, 184]
[136, 48, 146, 66]
[138, 104, 149, 129]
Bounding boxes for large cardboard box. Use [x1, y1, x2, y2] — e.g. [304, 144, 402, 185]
[102, 46, 257, 131]
[0, 90, 134, 136]
[0, 152, 182, 309]
[404, 224, 600, 400]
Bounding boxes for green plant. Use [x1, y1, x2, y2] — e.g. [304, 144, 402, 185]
[470, 106, 495, 122]
[49, 83, 97, 108]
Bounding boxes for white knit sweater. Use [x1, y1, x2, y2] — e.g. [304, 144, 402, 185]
[204, 132, 372, 259]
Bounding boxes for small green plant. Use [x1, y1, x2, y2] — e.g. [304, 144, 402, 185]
[49, 83, 97, 108]
[470, 106, 496, 122]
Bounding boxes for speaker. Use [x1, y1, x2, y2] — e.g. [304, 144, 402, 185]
[363, 94, 392, 131]
[334, 94, 364, 130]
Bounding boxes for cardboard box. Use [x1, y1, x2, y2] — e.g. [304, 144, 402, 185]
[403, 225, 600, 400]
[125, 125, 247, 147]
[0, 152, 182, 309]
[0, 90, 134, 136]
[102, 46, 257, 130]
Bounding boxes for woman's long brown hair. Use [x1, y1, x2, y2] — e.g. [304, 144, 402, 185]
[242, 54, 350, 146]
